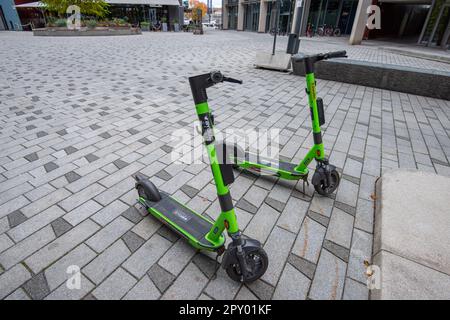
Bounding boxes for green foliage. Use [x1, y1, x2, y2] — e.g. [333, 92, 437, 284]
[85, 19, 97, 29]
[55, 18, 67, 27]
[140, 21, 150, 27]
[41, 0, 109, 18]
[111, 18, 129, 27]
[161, 17, 167, 23]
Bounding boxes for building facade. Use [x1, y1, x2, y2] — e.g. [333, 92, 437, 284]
[222, 0, 450, 48]
[0, 0, 22, 30]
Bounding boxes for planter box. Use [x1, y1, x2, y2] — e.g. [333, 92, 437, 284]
[173, 23, 180, 32]
[162, 23, 168, 32]
[292, 56, 450, 100]
[33, 27, 142, 37]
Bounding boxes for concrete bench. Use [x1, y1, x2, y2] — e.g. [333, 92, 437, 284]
[372, 170, 450, 299]
[292, 57, 450, 100]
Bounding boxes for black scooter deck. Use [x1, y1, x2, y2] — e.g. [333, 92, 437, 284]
[144, 192, 217, 248]
[237, 152, 302, 176]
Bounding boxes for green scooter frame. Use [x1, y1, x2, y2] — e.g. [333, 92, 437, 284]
[133, 71, 268, 283]
[224, 50, 347, 196]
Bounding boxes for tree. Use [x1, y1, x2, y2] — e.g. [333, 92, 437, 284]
[41, 0, 109, 18]
[187, 0, 207, 22]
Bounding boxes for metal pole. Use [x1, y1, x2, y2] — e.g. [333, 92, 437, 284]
[286, 0, 303, 54]
[272, 0, 281, 55]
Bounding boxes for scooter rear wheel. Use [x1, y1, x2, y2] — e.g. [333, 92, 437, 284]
[314, 169, 340, 195]
[226, 247, 268, 283]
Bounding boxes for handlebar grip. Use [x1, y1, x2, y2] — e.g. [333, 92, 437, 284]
[223, 77, 243, 84]
[325, 50, 347, 59]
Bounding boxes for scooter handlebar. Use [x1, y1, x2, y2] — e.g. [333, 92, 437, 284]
[209, 71, 242, 85]
[223, 77, 243, 84]
[292, 50, 347, 63]
[322, 50, 347, 60]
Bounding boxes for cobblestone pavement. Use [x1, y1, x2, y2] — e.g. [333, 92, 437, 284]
[1, 30, 450, 300]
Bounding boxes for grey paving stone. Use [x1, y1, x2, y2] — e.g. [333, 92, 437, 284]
[309, 249, 347, 300]
[7, 210, 27, 228]
[156, 225, 180, 243]
[85, 216, 133, 253]
[325, 207, 354, 249]
[147, 263, 176, 293]
[91, 200, 129, 226]
[122, 234, 172, 278]
[192, 253, 217, 279]
[204, 268, 241, 300]
[343, 277, 369, 300]
[261, 226, 296, 286]
[126, 211, 160, 239]
[336, 178, 359, 208]
[180, 184, 199, 198]
[45, 275, 95, 300]
[0, 225, 55, 269]
[307, 210, 330, 227]
[243, 185, 269, 209]
[83, 239, 131, 284]
[22, 272, 51, 300]
[51, 217, 73, 237]
[121, 230, 146, 252]
[123, 275, 161, 300]
[276, 196, 309, 234]
[24, 152, 39, 162]
[85, 153, 99, 163]
[161, 262, 208, 300]
[288, 253, 316, 279]
[292, 217, 326, 264]
[235, 285, 259, 300]
[0, 264, 31, 299]
[355, 198, 374, 234]
[5, 288, 30, 300]
[155, 169, 172, 181]
[272, 263, 310, 300]
[45, 244, 97, 291]
[8, 205, 66, 242]
[121, 206, 145, 224]
[264, 197, 285, 212]
[244, 204, 280, 243]
[64, 146, 78, 155]
[158, 239, 197, 276]
[92, 268, 137, 300]
[44, 162, 59, 173]
[347, 229, 373, 284]
[236, 198, 258, 214]
[246, 279, 275, 300]
[65, 171, 81, 183]
[0, 234, 14, 254]
[334, 201, 356, 216]
[323, 240, 350, 263]
[63, 200, 102, 226]
[58, 183, 105, 212]
[25, 219, 100, 274]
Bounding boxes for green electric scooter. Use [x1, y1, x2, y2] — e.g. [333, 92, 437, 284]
[133, 71, 268, 283]
[223, 50, 347, 196]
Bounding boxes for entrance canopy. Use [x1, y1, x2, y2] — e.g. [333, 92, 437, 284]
[15, 2, 46, 8]
[15, 0, 181, 8]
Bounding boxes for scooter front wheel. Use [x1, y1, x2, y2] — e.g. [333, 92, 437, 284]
[226, 247, 268, 283]
[314, 169, 340, 195]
